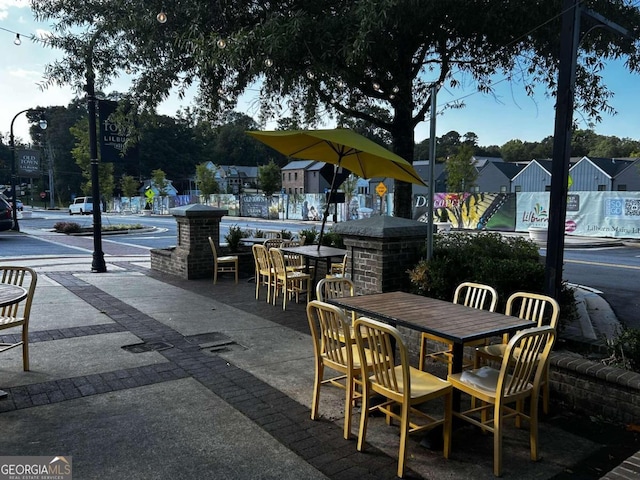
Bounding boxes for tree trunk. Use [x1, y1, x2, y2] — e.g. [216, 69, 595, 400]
[391, 103, 415, 219]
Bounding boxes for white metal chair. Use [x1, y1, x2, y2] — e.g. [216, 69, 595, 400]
[419, 282, 498, 374]
[448, 325, 556, 477]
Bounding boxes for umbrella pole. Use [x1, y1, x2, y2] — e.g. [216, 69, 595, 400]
[317, 162, 340, 250]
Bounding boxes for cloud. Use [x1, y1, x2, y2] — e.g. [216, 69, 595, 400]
[0, 0, 30, 9]
[0, 0, 29, 19]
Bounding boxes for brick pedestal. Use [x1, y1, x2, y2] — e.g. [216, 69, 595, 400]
[334, 216, 429, 295]
[150, 204, 227, 279]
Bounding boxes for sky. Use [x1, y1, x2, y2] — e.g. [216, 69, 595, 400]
[2, 1, 640, 149]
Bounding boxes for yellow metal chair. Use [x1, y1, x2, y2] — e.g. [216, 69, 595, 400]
[269, 248, 311, 310]
[316, 277, 356, 324]
[0, 266, 38, 371]
[327, 254, 348, 278]
[419, 282, 498, 373]
[263, 238, 283, 250]
[307, 300, 372, 440]
[448, 325, 556, 477]
[474, 291, 559, 414]
[262, 230, 282, 240]
[252, 244, 274, 302]
[354, 317, 452, 478]
[280, 240, 313, 275]
[208, 237, 238, 284]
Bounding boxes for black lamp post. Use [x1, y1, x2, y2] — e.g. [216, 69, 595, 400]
[86, 32, 107, 273]
[9, 109, 47, 232]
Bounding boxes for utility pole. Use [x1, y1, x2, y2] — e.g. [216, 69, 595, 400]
[545, 0, 580, 299]
[426, 83, 439, 260]
[86, 29, 107, 273]
[545, 0, 633, 299]
[46, 143, 55, 209]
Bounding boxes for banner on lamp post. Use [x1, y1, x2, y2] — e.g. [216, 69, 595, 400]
[98, 100, 137, 163]
[17, 149, 41, 177]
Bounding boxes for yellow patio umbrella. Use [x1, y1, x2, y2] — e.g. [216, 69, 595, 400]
[247, 128, 426, 247]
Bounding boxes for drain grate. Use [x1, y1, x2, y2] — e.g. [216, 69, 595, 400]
[122, 341, 174, 353]
[184, 332, 245, 355]
[184, 332, 231, 345]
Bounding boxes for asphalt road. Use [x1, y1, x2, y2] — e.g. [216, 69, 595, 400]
[562, 246, 640, 330]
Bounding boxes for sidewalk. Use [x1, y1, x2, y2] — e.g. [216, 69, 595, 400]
[0, 234, 635, 478]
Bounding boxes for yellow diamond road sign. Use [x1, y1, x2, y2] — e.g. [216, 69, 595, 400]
[376, 182, 387, 197]
[145, 189, 155, 200]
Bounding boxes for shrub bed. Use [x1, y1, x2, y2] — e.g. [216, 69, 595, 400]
[407, 231, 578, 329]
[53, 221, 82, 234]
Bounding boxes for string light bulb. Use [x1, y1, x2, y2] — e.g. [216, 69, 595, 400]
[14, 34, 21, 46]
[216, 38, 227, 49]
[156, 10, 167, 24]
[264, 58, 273, 67]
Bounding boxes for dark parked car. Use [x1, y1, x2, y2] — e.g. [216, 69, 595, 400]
[0, 196, 14, 231]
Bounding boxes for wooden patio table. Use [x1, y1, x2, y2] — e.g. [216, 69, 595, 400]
[327, 291, 532, 411]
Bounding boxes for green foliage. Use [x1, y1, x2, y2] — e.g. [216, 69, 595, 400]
[224, 224, 249, 253]
[28, 0, 640, 219]
[280, 229, 293, 239]
[254, 229, 264, 238]
[102, 224, 143, 231]
[120, 174, 139, 199]
[320, 230, 344, 248]
[299, 227, 319, 245]
[606, 327, 640, 372]
[151, 169, 169, 196]
[195, 163, 220, 199]
[257, 161, 282, 197]
[53, 221, 82, 234]
[446, 144, 477, 192]
[407, 232, 576, 328]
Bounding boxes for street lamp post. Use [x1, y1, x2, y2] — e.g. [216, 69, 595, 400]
[9, 109, 47, 232]
[86, 33, 107, 273]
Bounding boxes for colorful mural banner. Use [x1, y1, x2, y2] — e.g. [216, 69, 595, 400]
[413, 193, 516, 231]
[517, 191, 640, 238]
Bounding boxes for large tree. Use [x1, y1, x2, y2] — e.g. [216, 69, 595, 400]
[33, 1, 640, 218]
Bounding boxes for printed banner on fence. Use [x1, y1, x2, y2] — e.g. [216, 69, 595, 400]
[413, 192, 516, 230]
[517, 191, 640, 237]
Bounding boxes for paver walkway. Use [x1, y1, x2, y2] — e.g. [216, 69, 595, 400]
[0, 247, 637, 478]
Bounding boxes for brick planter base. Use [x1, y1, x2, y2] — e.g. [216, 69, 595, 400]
[549, 352, 640, 424]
